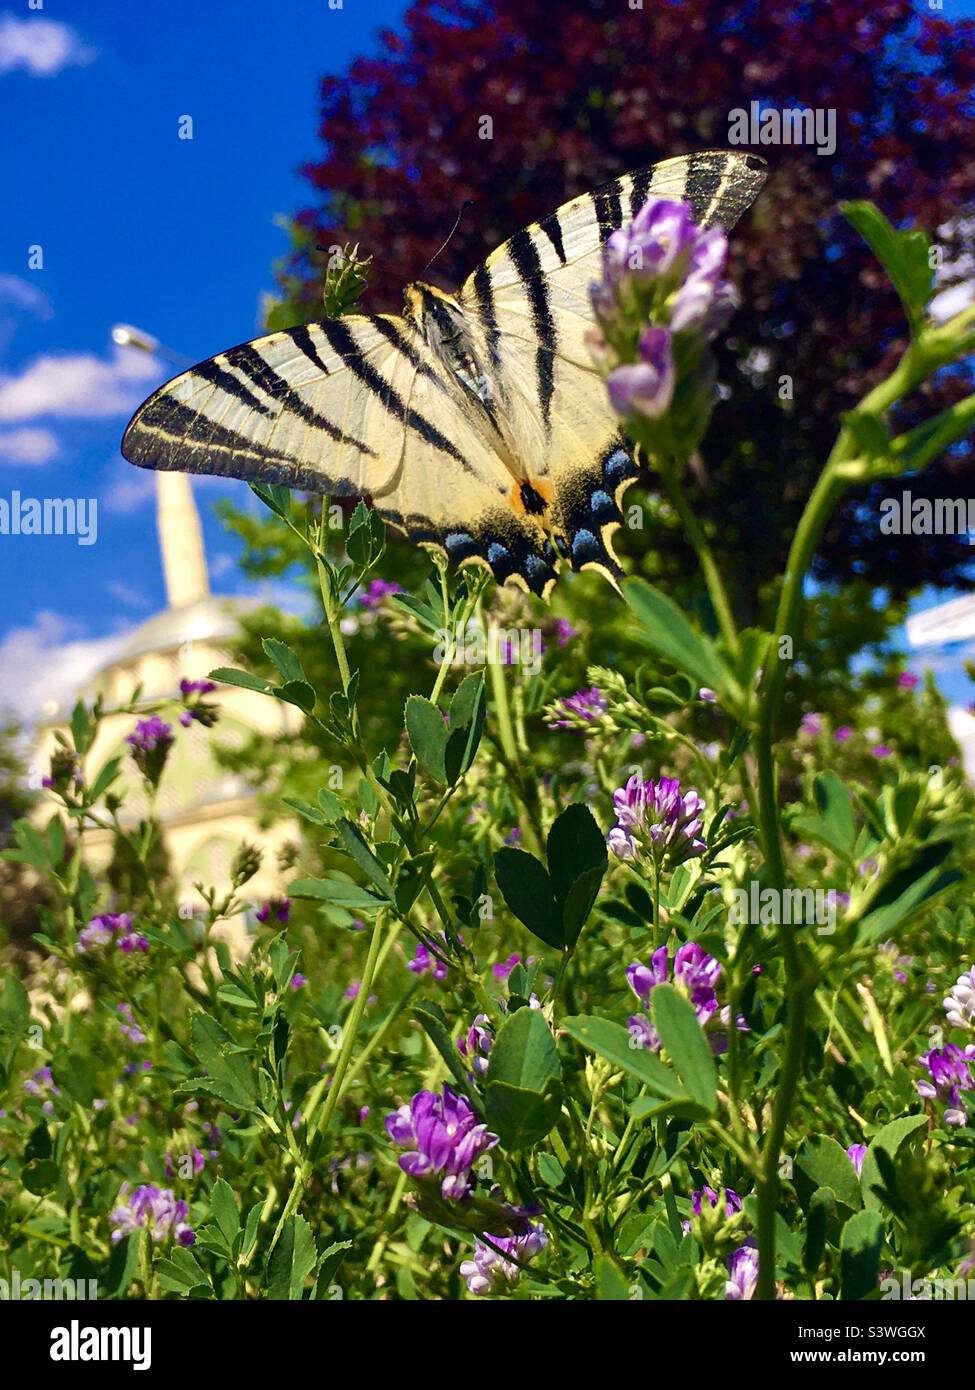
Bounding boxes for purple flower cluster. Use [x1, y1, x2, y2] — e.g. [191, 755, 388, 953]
[385, 1085, 498, 1200]
[589, 198, 734, 445]
[77, 913, 148, 956]
[944, 966, 975, 1032]
[255, 897, 291, 925]
[24, 1065, 59, 1116]
[408, 940, 447, 981]
[109, 1183, 195, 1246]
[693, 1185, 742, 1217]
[125, 716, 174, 784]
[627, 943, 743, 1054]
[358, 578, 402, 610]
[117, 1003, 147, 1044]
[459, 1223, 548, 1296]
[547, 686, 608, 732]
[42, 747, 84, 795]
[178, 677, 218, 727]
[457, 1015, 493, 1078]
[608, 774, 705, 866]
[917, 1044, 975, 1126]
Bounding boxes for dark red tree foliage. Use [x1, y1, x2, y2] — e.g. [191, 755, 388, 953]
[280, 0, 975, 610]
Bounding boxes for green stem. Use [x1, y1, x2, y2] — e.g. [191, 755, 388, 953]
[655, 453, 740, 658]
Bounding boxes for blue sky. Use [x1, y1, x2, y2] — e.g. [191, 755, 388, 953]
[0, 0, 408, 718]
[0, 0, 972, 726]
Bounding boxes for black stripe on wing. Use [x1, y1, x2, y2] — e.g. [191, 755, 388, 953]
[319, 317, 472, 468]
[193, 358, 275, 417]
[226, 343, 377, 456]
[593, 178, 624, 243]
[506, 229, 557, 430]
[536, 212, 567, 265]
[471, 263, 502, 370]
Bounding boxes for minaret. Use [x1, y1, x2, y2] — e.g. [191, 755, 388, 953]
[155, 473, 210, 609]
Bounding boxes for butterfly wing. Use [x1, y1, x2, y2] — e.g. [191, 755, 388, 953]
[121, 314, 562, 595]
[457, 151, 767, 580]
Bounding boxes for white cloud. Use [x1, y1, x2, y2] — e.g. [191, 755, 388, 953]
[105, 579, 150, 611]
[101, 456, 157, 514]
[0, 274, 52, 319]
[0, 345, 160, 422]
[0, 426, 58, 465]
[0, 611, 126, 724]
[0, 15, 96, 76]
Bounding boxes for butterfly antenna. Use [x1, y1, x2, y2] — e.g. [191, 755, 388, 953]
[421, 200, 475, 276]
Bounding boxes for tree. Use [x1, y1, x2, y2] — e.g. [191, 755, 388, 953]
[261, 0, 975, 613]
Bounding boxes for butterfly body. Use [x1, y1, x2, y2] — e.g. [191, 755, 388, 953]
[122, 151, 766, 599]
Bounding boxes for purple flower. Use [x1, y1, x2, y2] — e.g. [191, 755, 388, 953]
[554, 618, 578, 648]
[917, 1043, 975, 1125]
[290, 972, 307, 991]
[871, 743, 892, 759]
[692, 1186, 742, 1217]
[458, 1015, 493, 1078]
[609, 773, 705, 867]
[725, 1244, 759, 1300]
[897, 671, 919, 690]
[178, 677, 218, 727]
[77, 913, 147, 956]
[407, 940, 448, 981]
[109, 1183, 195, 1246]
[255, 897, 291, 925]
[801, 712, 824, 737]
[847, 1143, 867, 1178]
[492, 953, 522, 982]
[42, 747, 84, 795]
[547, 686, 608, 732]
[384, 1085, 498, 1201]
[126, 716, 174, 783]
[627, 943, 743, 1054]
[460, 1223, 548, 1295]
[607, 326, 675, 421]
[834, 725, 853, 743]
[358, 579, 402, 610]
[944, 966, 975, 1032]
[699, 687, 718, 704]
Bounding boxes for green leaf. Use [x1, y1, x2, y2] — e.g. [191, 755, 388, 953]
[546, 803, 607, 949]
[288, 875, 384, 911]
[493, 848, 563, 951]
[795, 1135, 862, 1211]
[154, 1247, 209, 1295]
[335, 819, 394, 900]
[623, 578, 734, 698]
[487, 1006, 561, 1094]
[842, 201, 933, 337]
[210, 1179, 240, 1246]
[444, 673, 486, 784]
[813, 770, 856, 851]
[802, 1186, 835, 1275]
[250, 482, 292, 519]
[209, 667, 272, 695]
[561, 1015, 690, 1103]
[484, 1080, 562, 1150]
[314, 1240, 353, 1298]
[840, 1208, 884, 1300]
[261, 638, 306, 685]
[857, 842, 962, 943]
[266, 1214, 318, 1300]
[595, 1254, 632, 1301]
[273, 679, 316, 714]
[650, 985, 717, 1115]
[861, 1114, 927, 1210]
[394, 853, 435, 914]
[405, 696, 448, 783]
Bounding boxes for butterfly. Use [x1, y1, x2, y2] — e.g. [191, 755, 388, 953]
[122, 150, 766, 600]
